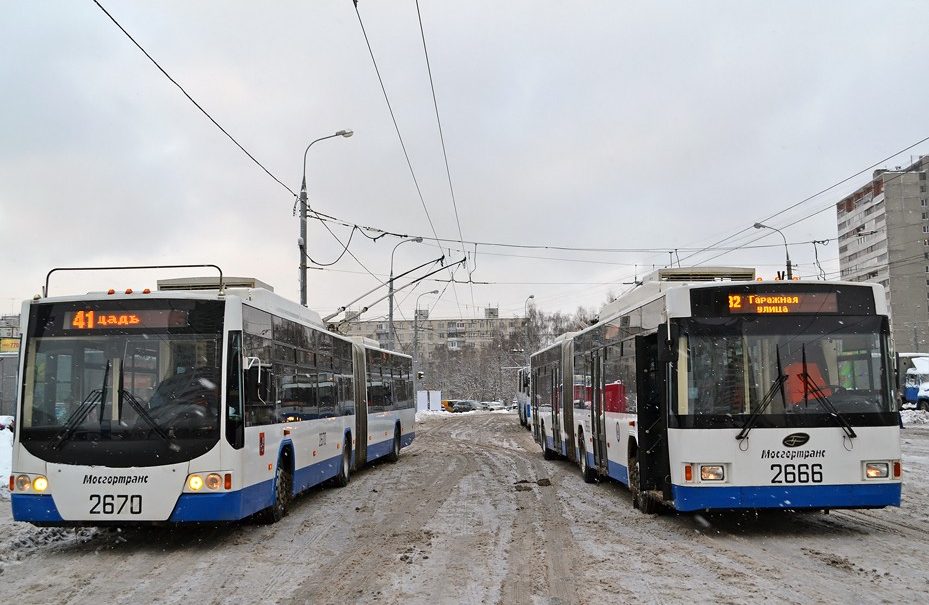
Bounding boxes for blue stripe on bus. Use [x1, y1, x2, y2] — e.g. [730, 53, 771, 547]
[11, 494, 63, 523]
[173, 452, 344, 522]
[401, 432, 415, 448]
[671, 482, 902, 512]
[12, 434, 417, 525]
[607, 460, 629, 485]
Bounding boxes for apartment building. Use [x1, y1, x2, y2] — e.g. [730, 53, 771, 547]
[836, 156, 929, 351]
[345, 307, 525, 354]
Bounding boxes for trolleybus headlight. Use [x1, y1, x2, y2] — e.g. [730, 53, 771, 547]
[32, 476, 48, 492]
[15, 475, 31, 492]
[187, 475, 204, 491]
[205, 473, 222, 490]
[700, 465, 725, 481]
[865, 462, 889, 479]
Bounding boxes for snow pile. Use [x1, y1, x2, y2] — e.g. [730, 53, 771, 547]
[0, 427, 11, 487]
[415, 409, 452, 422]
[901, 410, 929, 426]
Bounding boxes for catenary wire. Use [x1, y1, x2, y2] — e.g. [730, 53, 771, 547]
[351, 0, 464, 318]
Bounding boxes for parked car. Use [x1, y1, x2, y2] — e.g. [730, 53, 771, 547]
[485, 401, 505, 411]
[452, 400, 480, 413]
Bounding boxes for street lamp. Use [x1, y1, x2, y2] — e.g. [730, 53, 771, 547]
[413, 289, 439, 405]
[524, 294, 535, 363]
[388, 236, 424, 349]
[298, 129, 353, 307]
[753, 223, 792, 280]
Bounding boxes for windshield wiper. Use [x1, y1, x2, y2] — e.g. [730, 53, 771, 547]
[800, 344, 857, 440]
[53, 360, 111, 449]
[736, 347, 788, 442]
[119, 389, 170, 441]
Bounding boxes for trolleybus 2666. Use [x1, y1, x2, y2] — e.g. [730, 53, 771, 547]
[9, 269, 415, 525]
[531, 267, 902, 513]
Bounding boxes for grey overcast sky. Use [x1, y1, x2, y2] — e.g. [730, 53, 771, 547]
[2, 1, 929, 320]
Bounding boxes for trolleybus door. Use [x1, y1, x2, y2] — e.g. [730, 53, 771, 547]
[635, 332, 671, 497]
[530, 367, 542, 443]
[352, 343, 368, 467]
[591, 349, 607, 472]
[551, 367, 561, 454]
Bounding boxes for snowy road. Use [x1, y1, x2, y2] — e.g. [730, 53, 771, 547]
[1, 414, 928, 604]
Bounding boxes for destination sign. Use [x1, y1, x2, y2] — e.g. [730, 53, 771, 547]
[726, 292, 838, 314]
[63, 309, 190, 330]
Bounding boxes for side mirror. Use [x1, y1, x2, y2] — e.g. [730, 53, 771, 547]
[657, 323, 678, 363]
[417, 371, 424, 380]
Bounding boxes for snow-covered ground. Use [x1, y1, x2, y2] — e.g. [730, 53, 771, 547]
[0, 415, 928, 604]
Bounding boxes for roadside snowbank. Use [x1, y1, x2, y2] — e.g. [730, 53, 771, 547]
[415, 409, 452, 422]
[902, 409, 929, 425]
[0, 428, 11, 485]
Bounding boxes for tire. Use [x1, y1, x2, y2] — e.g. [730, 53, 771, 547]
[386, 426, 401, 463]
[334, 436, 351, 488]
[541, 422, 557, 459]
[920, 399, 929, 412]
[628, 453, 659, 515]
[578, 435, 596, 483]
[258, 459, 292, 524]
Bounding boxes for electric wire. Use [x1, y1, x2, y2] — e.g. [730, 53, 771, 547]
[676, 134, 929, 267]
[351, 0, 464, 318]
[414, 0, 474, 310]
[91, 0, 296, 198]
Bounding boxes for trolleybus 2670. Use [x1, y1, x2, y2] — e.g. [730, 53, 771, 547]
[531, 267, 902, 513]
[9, 270, 415, 525]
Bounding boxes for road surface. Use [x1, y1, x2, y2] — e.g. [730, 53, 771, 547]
[1, 412, 928, 604]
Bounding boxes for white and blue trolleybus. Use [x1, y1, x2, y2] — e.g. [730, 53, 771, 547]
[531, 267, 902, 513]
[10, 270, 415, 525]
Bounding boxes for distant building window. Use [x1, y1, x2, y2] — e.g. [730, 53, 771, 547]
[923, 199, 928, 207]
[924, 226, 929, 233]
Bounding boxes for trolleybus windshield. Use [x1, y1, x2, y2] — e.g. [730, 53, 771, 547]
[678, 315, 893, 420]
[19, 299, 224, 466]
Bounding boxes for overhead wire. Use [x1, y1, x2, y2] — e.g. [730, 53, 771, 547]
[90, 0, 296, 198]
[675, 134, 929, 267]
[91, 0, 388, 284]
[414, 0, 474, 310]
[351, 0, 464, 318]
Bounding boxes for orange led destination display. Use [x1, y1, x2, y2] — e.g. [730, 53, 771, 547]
[63, 309, 189, 330]
[727, 292, 838, 314]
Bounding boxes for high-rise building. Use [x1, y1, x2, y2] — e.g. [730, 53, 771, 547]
[836, 156, 929, 352]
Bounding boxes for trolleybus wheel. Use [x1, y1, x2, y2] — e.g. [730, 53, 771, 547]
[260, 459, 292, 524]
[386, 426, 401, 463]
[334, 435, 351, 487]
[578, 435, 596, 483]
[628, 454, 659, 514]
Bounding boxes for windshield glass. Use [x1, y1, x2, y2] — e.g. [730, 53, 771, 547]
[20, 300, 224, 466]
[679, 315, 892, 416]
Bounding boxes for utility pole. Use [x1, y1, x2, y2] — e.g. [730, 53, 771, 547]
[297, 129, 353, 306]
[754, 223, 792, 280]
[388, 237, 423, 349]
[413, 290, 439, 401]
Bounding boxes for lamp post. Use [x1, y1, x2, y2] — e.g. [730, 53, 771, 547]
[388, 236, 424, 349]
[524, 294, 535, 363]
[413, 289, 439, 406]
[298, 129, 353, 307]
[753, 223, 792, 280]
